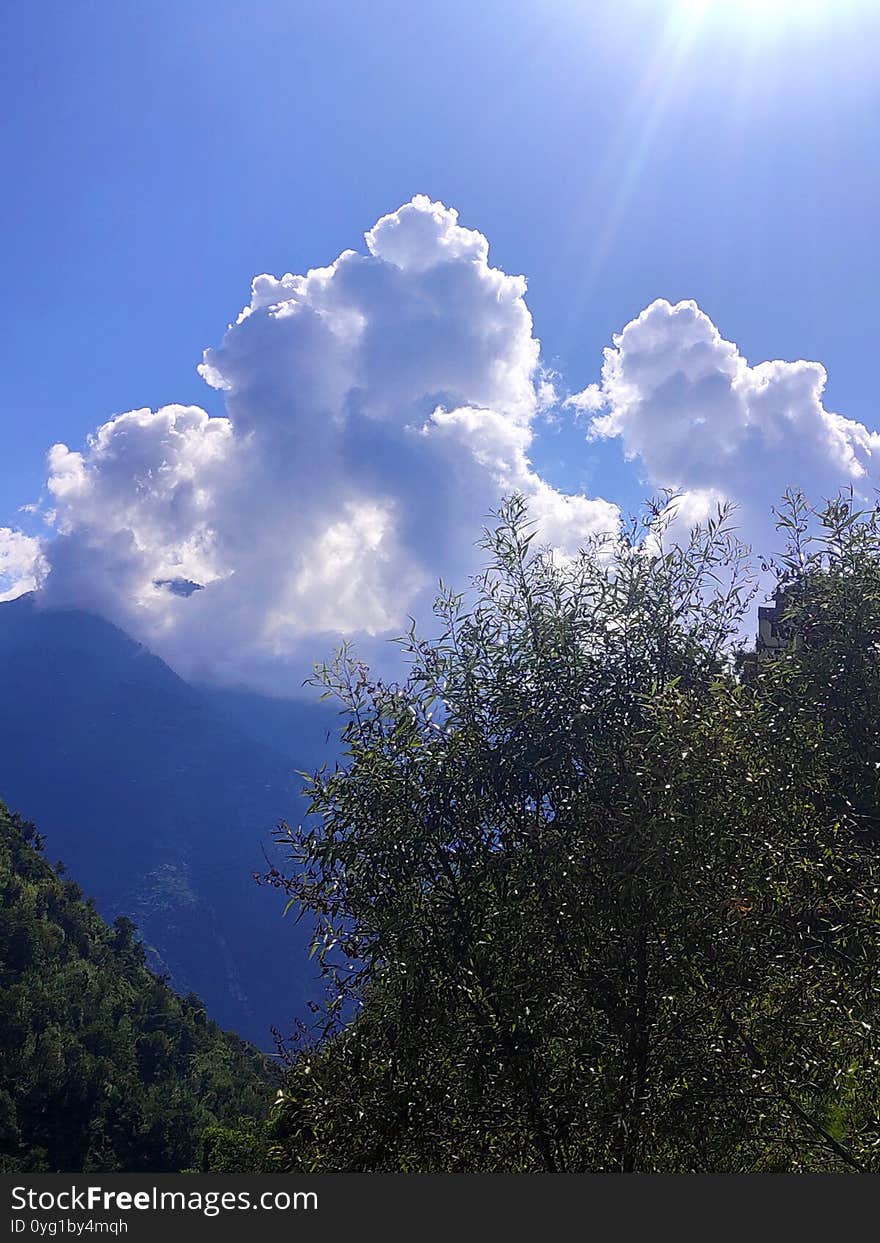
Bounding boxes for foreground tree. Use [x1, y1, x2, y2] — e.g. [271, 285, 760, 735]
[265, 494, 880, 1172]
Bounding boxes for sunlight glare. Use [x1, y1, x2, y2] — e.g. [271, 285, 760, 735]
[678, 0, 840, 27]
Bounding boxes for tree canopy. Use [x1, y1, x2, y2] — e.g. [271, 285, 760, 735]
[260, 492, 880, 1173]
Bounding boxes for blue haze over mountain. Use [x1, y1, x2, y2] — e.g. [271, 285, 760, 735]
[0, 594, 338, 1048]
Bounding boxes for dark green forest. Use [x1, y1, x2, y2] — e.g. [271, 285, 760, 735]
[0, 801, 276, 1173]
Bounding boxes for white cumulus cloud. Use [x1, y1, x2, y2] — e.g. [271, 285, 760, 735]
[0, 528, 46, 602]
[582, 298, 880, 550]
[15, 211, 875, 690]
[34, 196, 617, 690]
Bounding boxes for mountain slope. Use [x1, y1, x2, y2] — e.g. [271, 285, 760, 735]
[0, 800, 275, 1172]
[0, 594, 334, 1046]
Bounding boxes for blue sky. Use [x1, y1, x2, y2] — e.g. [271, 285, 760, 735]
[2, 0, 879, 688]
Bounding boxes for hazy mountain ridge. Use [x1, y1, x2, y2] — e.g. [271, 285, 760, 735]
[0, 593, 337, 1046]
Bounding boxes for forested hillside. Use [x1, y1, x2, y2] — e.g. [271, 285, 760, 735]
[0, 801, 276, 1173]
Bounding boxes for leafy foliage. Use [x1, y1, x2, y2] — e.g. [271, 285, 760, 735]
[264, 493, 880, 1172]
[0, 802, 276, 1172]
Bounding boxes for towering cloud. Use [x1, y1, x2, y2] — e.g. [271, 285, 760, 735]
[36, 197, 618, 690]
[8, 206, 878, 692]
